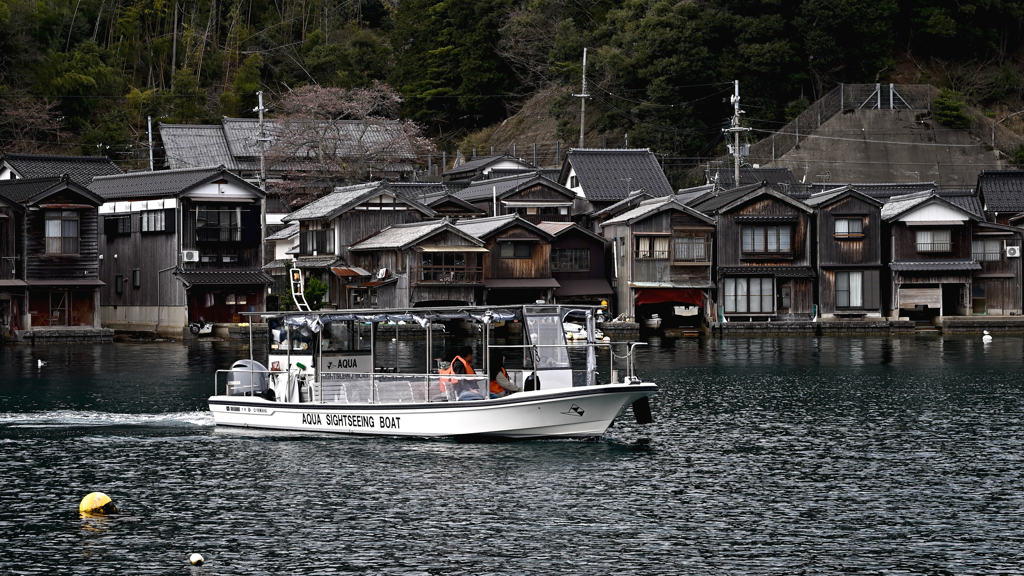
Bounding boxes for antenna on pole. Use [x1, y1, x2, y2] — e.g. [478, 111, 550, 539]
[573, 48, 589, 149]
[722, 80, 751, 188]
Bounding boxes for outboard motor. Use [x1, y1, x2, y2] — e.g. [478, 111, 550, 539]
[228, 359, 270, 397]
[189, 318, 213, 336]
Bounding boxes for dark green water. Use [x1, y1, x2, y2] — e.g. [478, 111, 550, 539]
[2, 336, 1024, 574]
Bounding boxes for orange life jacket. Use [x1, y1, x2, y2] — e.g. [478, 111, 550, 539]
[439, 355, 474, 392]
[490, 367, 510, 396]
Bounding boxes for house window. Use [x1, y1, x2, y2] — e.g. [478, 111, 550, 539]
[551, 248, 590, 271]
[835, 271, 863, 308]
[634, 236, 669, 260]
[741, 225, 791, 254]
[916, 229, 951, 252]
[222, 255, 239, 263]
[141, 210, 166, 232]
[672, 235, 709, 262]
[300, 230, 334, 255]
[972, 239, 1001, 261]
[834, 218, 864, 238]
[724, 277, 774, 313]
[200, 255, 216, 263]
[45, 210, 79, 255]
[104, 215, 131, 236]
[196, 208, 242, 242]
[499, 242, 531, 259]
[115, 274, 123, 295]
[132, 269, 141, 288]
[570, 175, 579, 188]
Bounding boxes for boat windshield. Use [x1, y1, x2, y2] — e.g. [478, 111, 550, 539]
[525, 313, 570, 369]
[268, 317, 313, 352]
[320, 319, 371, 353]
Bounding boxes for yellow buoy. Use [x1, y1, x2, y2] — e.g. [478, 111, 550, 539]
[79, 492, 117, 515]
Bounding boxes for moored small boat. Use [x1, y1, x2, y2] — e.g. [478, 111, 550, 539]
[208, 304, 655, 439]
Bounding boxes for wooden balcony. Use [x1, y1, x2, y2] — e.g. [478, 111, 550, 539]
[411, 265, 484, 285]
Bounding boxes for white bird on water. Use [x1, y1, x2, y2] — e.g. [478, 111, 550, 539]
[982, 330, 993, 343]
[37, 359, 46, 368]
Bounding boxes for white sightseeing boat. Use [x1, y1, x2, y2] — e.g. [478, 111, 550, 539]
[208, 305, 656, 439]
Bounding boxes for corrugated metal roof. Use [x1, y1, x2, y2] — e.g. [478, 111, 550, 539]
[2, 153, 123, 185]
[889, 260, 981, 272]
[349, 220, 448, 250]
[562, 148, 674, 201]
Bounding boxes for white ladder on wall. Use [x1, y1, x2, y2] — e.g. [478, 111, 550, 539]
[290, 267, 310, 312]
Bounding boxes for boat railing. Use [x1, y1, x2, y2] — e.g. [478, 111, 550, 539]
[316, 372, 490, 404]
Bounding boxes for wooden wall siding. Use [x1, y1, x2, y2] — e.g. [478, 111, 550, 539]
[410, 284, 476, 304]
[891, 223, 973, 261]
[336, 209, 424, 253]
[0, 207, 16, 281]
[100, 212, 184, 307]
[25, 207, 99, 281]
[780, 278, 814, 315]
[426, 231, 477, 247]
[981, 278, 1017, 313]
[351, 250, 400, 275]
[485, 228, 552, 279]
[818, 197, 882, 265]
[550, 232, 607, 282]
[717, 197, 810, 267]
[631, 260, 712, 284]
[509, 184, 573, 203]
[819, 269, 882, 314]
[895, 272, 972, 285]
[975, 239, 1021, 277]
[180, 201, 261, 269]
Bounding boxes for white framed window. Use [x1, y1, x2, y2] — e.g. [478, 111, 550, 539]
[972, 239, 1001, 261]
[141, 210, 166, 232]
[916, 229, 951, 252]
[45, 210, 79, 255]
[742, 226, 791, 254]
[835, 271, 863, 308]
[724, 277, 774, 313]
[834, 218, 864, 238]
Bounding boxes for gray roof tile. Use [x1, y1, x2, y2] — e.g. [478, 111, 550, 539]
[88, 167, 243, 199]
[0, 177, 63, 203]
[562, 148, 674, 201]
[2, 153, 123, 185]
[282, 181, 434, 222]
[350, 220, 462, 250]
[174, 269, 274, 285]
[444, 153, 534, 177]
[889, 260, 981, 272]
[159, 124, 250, 170]
[706, 167, 799, 189]
[456, 173, 573, 202]
[978, 170, 1024, 212]
[266, 223, 299, 241]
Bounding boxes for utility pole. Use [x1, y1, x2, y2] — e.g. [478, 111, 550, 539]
[171, 3, 178, 90]
[255, 91, 271, 265]
[147, 116, 154, 171]
[573, 48, 589, 149]
[722, 80, 750, 188]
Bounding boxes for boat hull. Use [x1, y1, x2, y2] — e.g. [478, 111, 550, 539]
[208, 384, 656, 439]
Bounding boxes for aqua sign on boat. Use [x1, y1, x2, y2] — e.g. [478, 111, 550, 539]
[208, 305, 656, 439]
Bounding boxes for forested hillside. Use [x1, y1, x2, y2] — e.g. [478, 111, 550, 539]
[1, 0, 1022, 173]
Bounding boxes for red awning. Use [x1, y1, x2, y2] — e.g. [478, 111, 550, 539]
[635, 288, 704, 307]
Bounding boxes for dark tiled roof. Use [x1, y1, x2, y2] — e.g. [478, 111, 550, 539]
[2, 153, 123, 185]
[390, 182, 450, 201]
[562, 149, 674, 201]
[590, 191, 654, 219]
[706, 167, 799, 189]
[350, 220, 463, 250]
[803, 186, 884, 209]
[88, 167, 238, 199]
[602, 196, 715, 226]
[266, 223, 299, 241]
[688, 182, 765, 214]
[174, 269, 274, 286]
[486, 168, 560, 181]
[456, 173, 573, 202]
[889, 260, 981, 272]
[0, 177, 62, 203]
[881, 191, 981, 221]
[805, 182, 936, 202]
[940, 192, 984, 218]
[426, 194, 488, 214]
[291, 256, 343, 268]
[159, 124, 250, 170]
[454, 213, 554, 240]
[444, 153, 534, 177]
[977, 170, 1024, 212]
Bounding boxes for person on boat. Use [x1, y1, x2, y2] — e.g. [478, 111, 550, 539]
[488, 352, 520, 398]
[437, 348, 458, 395]
[451, 346, 484, 400]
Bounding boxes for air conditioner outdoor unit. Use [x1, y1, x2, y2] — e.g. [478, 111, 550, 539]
[182, 250, 200, 262]
[1006, 246, 1021, 258]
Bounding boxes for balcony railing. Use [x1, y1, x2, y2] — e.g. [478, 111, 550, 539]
[634, 250, 669, 261]
[672, 241, 713, 263]
[916, 242, 951, 253]
[197, 226, 243, 242]
[411, 265, 483, 285]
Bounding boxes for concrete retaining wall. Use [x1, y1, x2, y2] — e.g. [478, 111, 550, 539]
[941, 317, 1024, 334]
[9, 328, 115, 344]
[714, 320, 916, 336]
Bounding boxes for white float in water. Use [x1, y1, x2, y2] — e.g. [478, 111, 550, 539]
[189, 553, 204, 566]
[982, 330, 993, 343]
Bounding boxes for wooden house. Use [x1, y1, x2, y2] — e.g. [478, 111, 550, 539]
[558, 148, 674, 215]
[454, 214, 557, 304]
[442, 153, 536, 182]
[882, 191, 982, 319]
[970, 221, 1023, 315]
[0, 175, 105, 333]
[690, 183, 815, 321]
[600, 196, 715, 323]
[455, 173, 576, 224]
[425, 194, 488, 220]
[804, 186, 886, 318]
[89, 167, 270, 334]
[348, 219, 487, 308]
[279, 181, 435, 307]
[536, 222, 612, 305]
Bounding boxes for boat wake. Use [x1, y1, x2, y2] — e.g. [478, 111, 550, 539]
[0, 410, 214, 429]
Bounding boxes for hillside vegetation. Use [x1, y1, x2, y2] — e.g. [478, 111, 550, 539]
[1, 0, 1022, 176]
